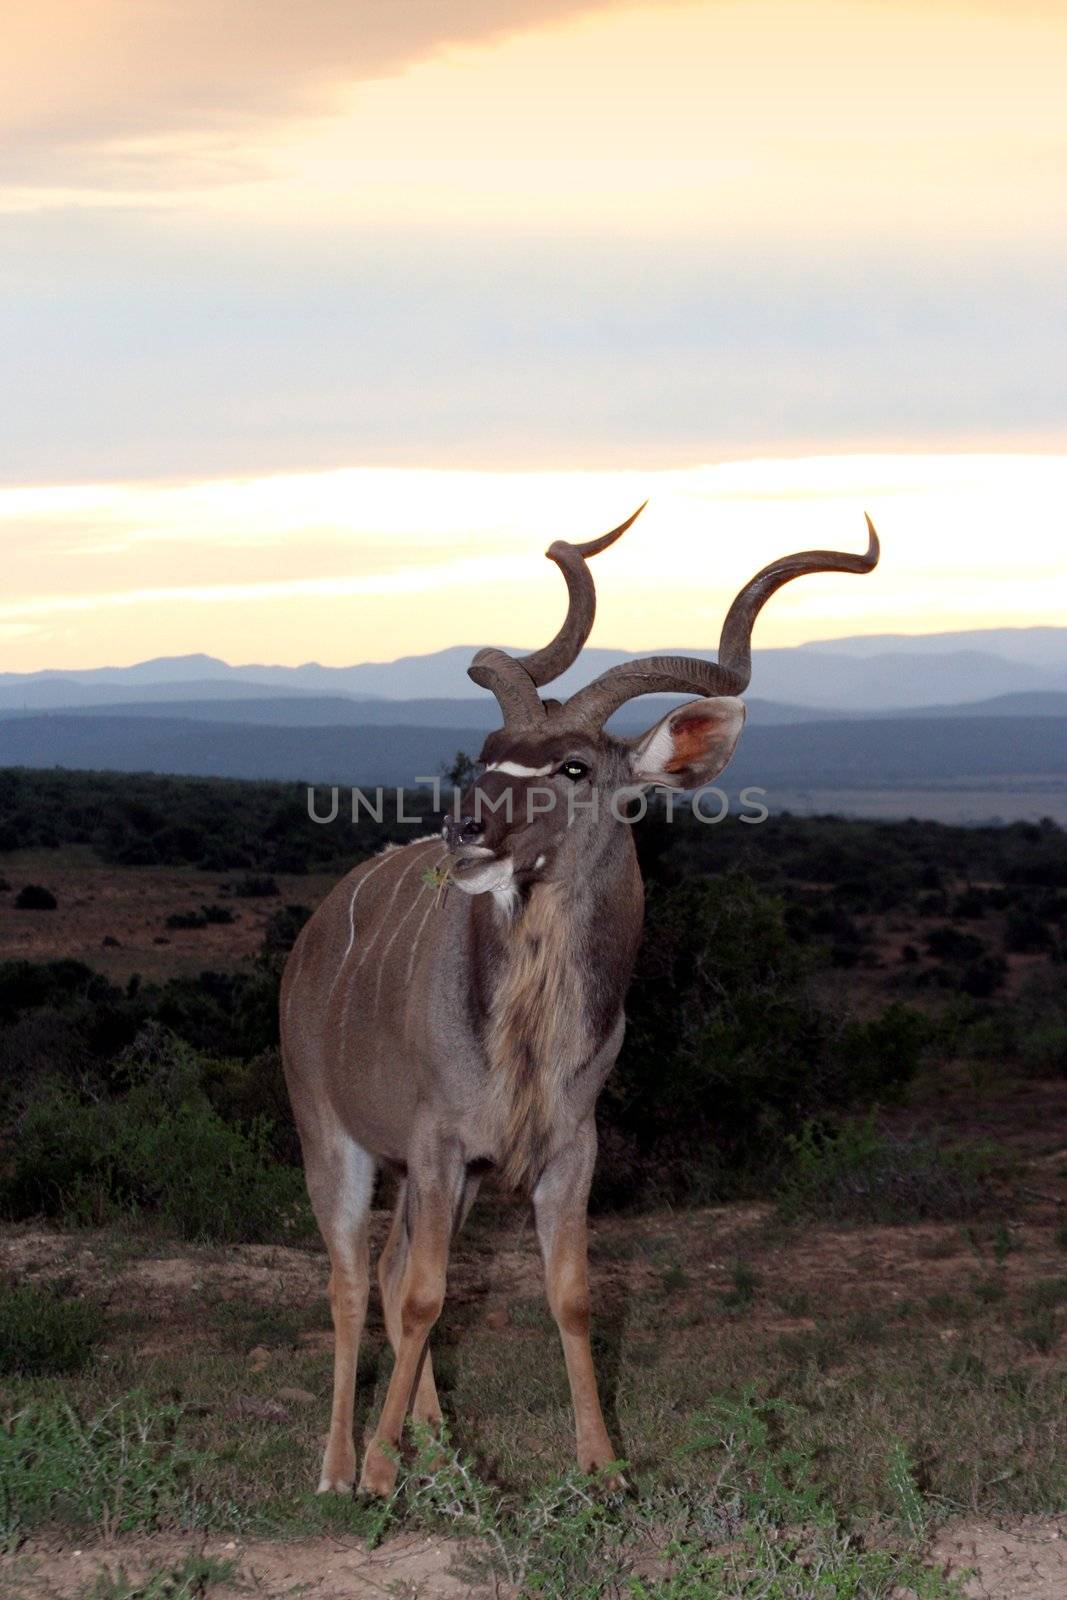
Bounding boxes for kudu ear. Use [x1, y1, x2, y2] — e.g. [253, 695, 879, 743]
[629, 697, 746, 789]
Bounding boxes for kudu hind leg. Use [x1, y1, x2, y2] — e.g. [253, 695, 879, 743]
[533, 1127, 619, 1481]
[379, 1181, 442, 1427]
[360, 1141, 467, 1496]
[305, 1132, 376, 1493]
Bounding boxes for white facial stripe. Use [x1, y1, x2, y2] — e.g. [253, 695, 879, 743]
[484, 760, 555, 778]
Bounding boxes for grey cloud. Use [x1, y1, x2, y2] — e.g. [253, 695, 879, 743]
[1, 214, 1063, 483]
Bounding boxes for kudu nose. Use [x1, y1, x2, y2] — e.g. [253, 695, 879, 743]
[442, 813, 486, 850]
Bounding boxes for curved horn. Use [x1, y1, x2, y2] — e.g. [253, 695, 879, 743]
[466, 502, 647, 728]
[564, 514, 880, 728]
[518, 502, 647, 687]
[467, 646, 546, 730]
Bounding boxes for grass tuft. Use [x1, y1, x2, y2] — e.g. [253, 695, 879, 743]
[0, 1396, 203, 1547]
[0, 1281, 107, 1377]
[777, 1116, 1006, 1224]
[82, 1554, 237, 1600]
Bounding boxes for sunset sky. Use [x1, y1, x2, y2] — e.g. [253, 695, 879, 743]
[1, 0, 1064, 672]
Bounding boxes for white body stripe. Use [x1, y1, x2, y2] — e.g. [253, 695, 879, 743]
[354, 840, 438, 973]
[327, 845, 401, 1000]
[328, 839, 433, 1002]
[406, 891, 439, 983]
[373, 842, 448, 1012]
[484, 760, 555, 778]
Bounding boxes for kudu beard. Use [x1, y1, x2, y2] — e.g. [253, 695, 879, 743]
[305, 780, 771, 828]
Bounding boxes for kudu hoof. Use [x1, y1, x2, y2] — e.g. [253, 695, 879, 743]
[317, 1442, 356, 1495]
[358, 1442, 398, 1498]
[316, 1473, 354, 1495]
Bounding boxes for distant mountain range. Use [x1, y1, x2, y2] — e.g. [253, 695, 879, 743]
[4, 690, 1067, 732]
[2, 626, 1067, 713]
[0, 710, 1062, 797]
[1, 630, 1065, 822]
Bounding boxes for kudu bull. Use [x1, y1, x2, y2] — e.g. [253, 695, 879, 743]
[281, 507, 879, 1494]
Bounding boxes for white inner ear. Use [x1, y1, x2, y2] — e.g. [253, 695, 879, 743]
[637, 718, 678, 777]
[632, 697, 746, 785]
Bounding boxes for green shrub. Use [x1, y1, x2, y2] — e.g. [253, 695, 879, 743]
[777, 1116, 1006, 1224]
[596, 876, 923, 1206]
[165, 905, 235, 931]
[0, 1040, 307, 1242]
[927, 925, 984, 962]
[14, 884, 57, 910]
[165, 911, 206, 930]
[261, 904, 311, 955]
[1019, 1023, 1067, 1077]
[228, 874, 280, 898]
[1005, 910, 1053, 953]
[0, 1282, 106, 1376]
[960, 955, 1008, 998]
[0, 1396, 199, 1542]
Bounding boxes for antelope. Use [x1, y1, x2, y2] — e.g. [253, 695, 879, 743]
[280, 506, 879, 1495]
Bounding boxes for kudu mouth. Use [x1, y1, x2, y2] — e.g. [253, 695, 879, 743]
[446, 844, 516, 898]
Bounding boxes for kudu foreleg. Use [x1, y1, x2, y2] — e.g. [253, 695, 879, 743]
[533, 1125, 619, 1480]
[360, 1139, 466, 1496]
[305, 1132, 376, 1494]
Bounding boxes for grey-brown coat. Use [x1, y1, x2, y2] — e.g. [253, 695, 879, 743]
[281, 505, 879, 1494]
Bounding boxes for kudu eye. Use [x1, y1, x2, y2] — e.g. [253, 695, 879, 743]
[559, 759, 590, 781]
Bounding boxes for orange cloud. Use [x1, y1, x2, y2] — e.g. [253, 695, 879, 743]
[1, 0, 639, 188]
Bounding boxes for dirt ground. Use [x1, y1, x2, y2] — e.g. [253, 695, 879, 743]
[0, 849, 336, 981]
[9, 1519, 1067, 1600]
[3, 1165, 1067, 1599]
[4, 1530, 486, 1600]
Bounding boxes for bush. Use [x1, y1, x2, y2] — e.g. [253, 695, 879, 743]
[926, 925, 985, 962]
[777, 1116, 1007, 1224]
[961, 955, 1008, 998]
[1005, 910, 1053, 953]
[595, 876, 923, 1206]
[0, 1011, 94, 1115]
[0, 958, 119, 1022]
[228, 874, 279, 898]
[262, 903, 311, 955]
[0, 1038, 308, 1242]
[0, 1395, 199, 1541]
[836, 1005, 931, 1088]
[0, 1281, 106, 1375]
[200, 903, 235, 925]
[165, 904, 235, 930]
[14, 884, 57, 910]
[1019, 1023, 1067, 1077]
[165, 910, 206, 930]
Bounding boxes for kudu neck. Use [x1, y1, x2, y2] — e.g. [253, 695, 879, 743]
[471, 813, 638, 946]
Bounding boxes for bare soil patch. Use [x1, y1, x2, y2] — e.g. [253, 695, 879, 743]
[4, 1532, 489, 1599]
[0, 849, 336, 981]
[8, 1517, 1067, 1598]
[928, 1515, 1067, 1598]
